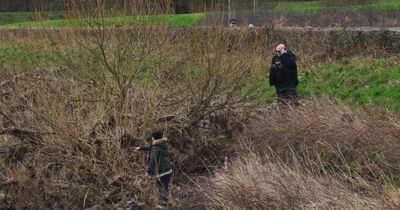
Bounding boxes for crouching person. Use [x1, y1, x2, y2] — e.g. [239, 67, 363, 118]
[135, 130, 172, 208]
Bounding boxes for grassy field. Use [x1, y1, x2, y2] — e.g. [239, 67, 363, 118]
[0, 13, 205, 28]
[275, 1, 321, 13]
[300, 59, 400, 111]
[0, 42, 58, 70]
[275, 0, 400, 13]
[245, 57, 400, 113]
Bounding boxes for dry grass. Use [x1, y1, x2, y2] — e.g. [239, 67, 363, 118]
[181, 99, 400, 209]
[245, 99, 400, 187]
[199, 153, 387, 210]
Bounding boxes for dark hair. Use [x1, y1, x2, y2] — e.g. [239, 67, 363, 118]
[152, 130, 163, 140]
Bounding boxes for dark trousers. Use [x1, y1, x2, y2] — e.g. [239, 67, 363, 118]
[275, 85, 299, 107]
[156, 174, 171, 204]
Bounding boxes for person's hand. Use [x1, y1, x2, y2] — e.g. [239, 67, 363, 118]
[144, 172, 152, 180]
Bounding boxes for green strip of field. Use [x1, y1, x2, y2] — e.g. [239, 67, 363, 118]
[275, 0, 400, 13]
[299, 59, 400, 111]
[0, 11, 64, 25]
[275, 1, 321, 13]
[1, 13, 205, 28]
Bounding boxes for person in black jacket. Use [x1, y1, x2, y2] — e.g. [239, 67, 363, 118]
[135, 130, 172, 207]
[269, 44, 299, 107]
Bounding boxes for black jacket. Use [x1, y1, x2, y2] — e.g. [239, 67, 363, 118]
[139, 137, 172, 177]
[269, 51, 299, 87]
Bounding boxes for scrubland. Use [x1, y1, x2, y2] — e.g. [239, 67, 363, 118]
[1, 2, 400, 209]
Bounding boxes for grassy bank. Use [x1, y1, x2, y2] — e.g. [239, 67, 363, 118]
[0, 42, 59, 70]
[256, 58, 400, 113]
[300, 59, 400, 111]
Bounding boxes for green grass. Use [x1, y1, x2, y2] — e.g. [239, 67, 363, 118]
[1, 13, 205, 29]
[369, 0, 400, 10]
[0, 42, 59, 71]
[298, 59, 400, 112]
[275, 1, 321, 13]
[274, 0, 400, 13]
[0, 11, 64, 25]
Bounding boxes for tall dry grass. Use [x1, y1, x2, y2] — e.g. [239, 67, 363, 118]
[180, 99, 400, 209]
[196, 153, 387, 210]
[244, 98, 400, 185]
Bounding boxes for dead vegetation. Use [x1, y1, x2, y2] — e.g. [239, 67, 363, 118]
[0, 2, 259, 208]
[182, 100, 400, 209]
[1, 1, 400, 209]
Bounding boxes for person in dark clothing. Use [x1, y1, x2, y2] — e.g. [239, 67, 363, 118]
[134, 130, 172, 208]
[269, 44, 299, 107]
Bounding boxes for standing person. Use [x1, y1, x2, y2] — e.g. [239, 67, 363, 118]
[269, 44, 299, 107]
[134, 130, 173, 208]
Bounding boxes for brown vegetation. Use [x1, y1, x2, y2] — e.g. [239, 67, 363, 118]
[1, 1, 400, 209]
[0, 9, 259, 209]
[0, 65, 8, 80]
[182, 100, 400, 209]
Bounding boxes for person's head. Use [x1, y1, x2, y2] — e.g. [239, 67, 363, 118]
[229, 19, 237, 27]
[275, 44, 287, 57]
[151, 130, 163, 140]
